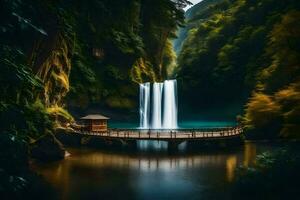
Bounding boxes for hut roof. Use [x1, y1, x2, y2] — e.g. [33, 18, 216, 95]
[80, 114, 109, 120]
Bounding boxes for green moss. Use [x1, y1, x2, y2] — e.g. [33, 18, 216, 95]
[130, 58, 157, 83]
[47, 106, 74, 123]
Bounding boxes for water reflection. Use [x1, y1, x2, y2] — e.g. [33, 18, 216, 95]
[226, 156, 237, 182]
[32, 142, 270, 200]
[243, 142, 257, 167]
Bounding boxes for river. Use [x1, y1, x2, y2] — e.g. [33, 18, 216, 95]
[31, 142, 278, 200]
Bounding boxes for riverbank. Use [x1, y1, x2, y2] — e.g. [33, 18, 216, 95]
[232, 144, 300, 200]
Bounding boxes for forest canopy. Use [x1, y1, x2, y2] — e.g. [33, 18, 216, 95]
[176, 0, 300, 137]
[0, 0, 190, 198]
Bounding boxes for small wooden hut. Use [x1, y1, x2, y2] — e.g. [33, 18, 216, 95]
[80, 114, 109, 132]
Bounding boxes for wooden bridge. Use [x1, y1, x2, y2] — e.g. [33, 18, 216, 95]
[65, 126, 244, 150]
[73, 126, 243, 142]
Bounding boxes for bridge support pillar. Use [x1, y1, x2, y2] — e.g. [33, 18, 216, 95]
[168, 141, 182, 151]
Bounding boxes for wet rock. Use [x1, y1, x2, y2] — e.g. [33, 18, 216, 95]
[30, 134, 65, 161]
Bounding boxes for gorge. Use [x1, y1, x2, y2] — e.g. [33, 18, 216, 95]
[1, 0, 300, 199]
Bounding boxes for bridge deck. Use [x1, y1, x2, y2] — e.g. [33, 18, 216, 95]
[73, 126, 243, 141]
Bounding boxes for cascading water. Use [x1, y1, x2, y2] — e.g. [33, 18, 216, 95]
[139, 80, 178, 129]
[162, 80, 178, 129]
[139, 82, 150, 129]
[151, 82, 163, 129]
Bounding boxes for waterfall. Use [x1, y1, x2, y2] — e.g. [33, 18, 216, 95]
[139, 80, 178, 129]
[162, 80, 178, 129]
[151, 82, 163, 129]
[139, 82, 150, 129]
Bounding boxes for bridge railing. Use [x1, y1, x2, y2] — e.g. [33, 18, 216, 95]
[74, 126, 243, 139]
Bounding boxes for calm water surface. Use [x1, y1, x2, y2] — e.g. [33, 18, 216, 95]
[31, 142, 278, 200]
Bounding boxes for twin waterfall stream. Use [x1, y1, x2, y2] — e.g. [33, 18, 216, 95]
[139, 80, 178, 129]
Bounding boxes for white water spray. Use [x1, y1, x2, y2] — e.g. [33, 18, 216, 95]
[162, 80, 178, 129]
[139, 82, 150, 129]
[139, 80, 178, 129]
[151, 82, 163, 129]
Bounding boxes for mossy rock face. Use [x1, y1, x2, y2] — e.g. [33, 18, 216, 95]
[30, 134, 65, 161]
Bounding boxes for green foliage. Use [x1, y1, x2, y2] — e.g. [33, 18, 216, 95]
[244, 9, 300, 138]
[64, 0, 188, 109]
[0, 1, 58, 197]
[0, 129, 55, 199]
[0, 102, 53, 141]
[130, 58, 157, 83]
[0, 46, 43, 104]
[140, 0, 187, 79]
[243, 93, 282, 138]
[0, 0, 193, 197]
[177, 0, 300, 137]
[0, 101, 54, 198]
[2, 0, 188, 112]
[233, 148, 300, 199]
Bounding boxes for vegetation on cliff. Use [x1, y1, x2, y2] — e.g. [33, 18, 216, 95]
[0, 0, 300, 198]
[65, 0, 189, 110]
[0, 0, 190, 198]
[176, 0, 300, 137]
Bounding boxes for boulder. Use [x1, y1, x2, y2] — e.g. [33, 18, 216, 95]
[30, 134, 65, 161]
